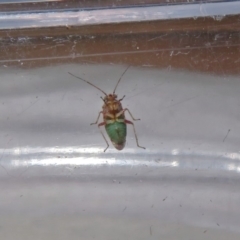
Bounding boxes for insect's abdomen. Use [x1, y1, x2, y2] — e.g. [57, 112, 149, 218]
[105, 122, 126, 150]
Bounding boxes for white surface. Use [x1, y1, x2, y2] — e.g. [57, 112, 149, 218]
[0, 2, 240, 29]
[0, 64, 240, 239]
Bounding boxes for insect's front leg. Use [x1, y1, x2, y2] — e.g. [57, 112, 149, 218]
[119, 95, 126, 101]
[90, 111, 104, 125]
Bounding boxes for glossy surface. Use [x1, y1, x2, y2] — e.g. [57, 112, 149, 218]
[1, 2, 240, 239]
[1, 64, 240, 239]
[0, 2, 240, 29]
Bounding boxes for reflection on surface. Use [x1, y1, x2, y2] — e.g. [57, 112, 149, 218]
[1, 64, 240, 240]
[1, 145, 240, 174]
[1, 64, 240, 170]
[0, 2, 240, 29]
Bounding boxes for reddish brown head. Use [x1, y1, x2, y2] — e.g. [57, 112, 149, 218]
[104, 93, 117, 102]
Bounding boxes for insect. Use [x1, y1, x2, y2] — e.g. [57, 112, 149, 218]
[68, 66, 145, 152]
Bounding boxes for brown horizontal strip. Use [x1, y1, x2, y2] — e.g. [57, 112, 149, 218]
[0, 14, 239, 74]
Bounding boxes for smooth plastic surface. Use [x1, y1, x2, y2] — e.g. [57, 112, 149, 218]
[1, 64, 240, 239]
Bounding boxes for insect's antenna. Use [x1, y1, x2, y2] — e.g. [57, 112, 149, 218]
[113, 65, 131, 94]
[68, 72, 107, 96]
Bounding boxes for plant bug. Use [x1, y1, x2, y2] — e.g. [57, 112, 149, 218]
[68, 66, 145, 152]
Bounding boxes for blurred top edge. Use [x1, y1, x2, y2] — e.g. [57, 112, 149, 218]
[0, 0, 239, 13]
[0, 1, 239, 31]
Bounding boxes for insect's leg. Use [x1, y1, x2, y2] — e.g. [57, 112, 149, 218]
[90, 111, 103, 125]
[125, 119, 145, 149]
[100, 97, 105, 103]
[119, 95, 126, 101]
[123, 108, 140, 121]
[97, 122, 109, 152]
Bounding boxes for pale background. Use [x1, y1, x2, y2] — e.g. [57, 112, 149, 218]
[0, 64, 240, 239]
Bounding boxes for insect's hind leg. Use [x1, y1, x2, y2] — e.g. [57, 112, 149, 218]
[98, 122, 109, 152]
[125, 119, 145, 150]
[90, 111, 109, 152]
[117, 108, 145, 149]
